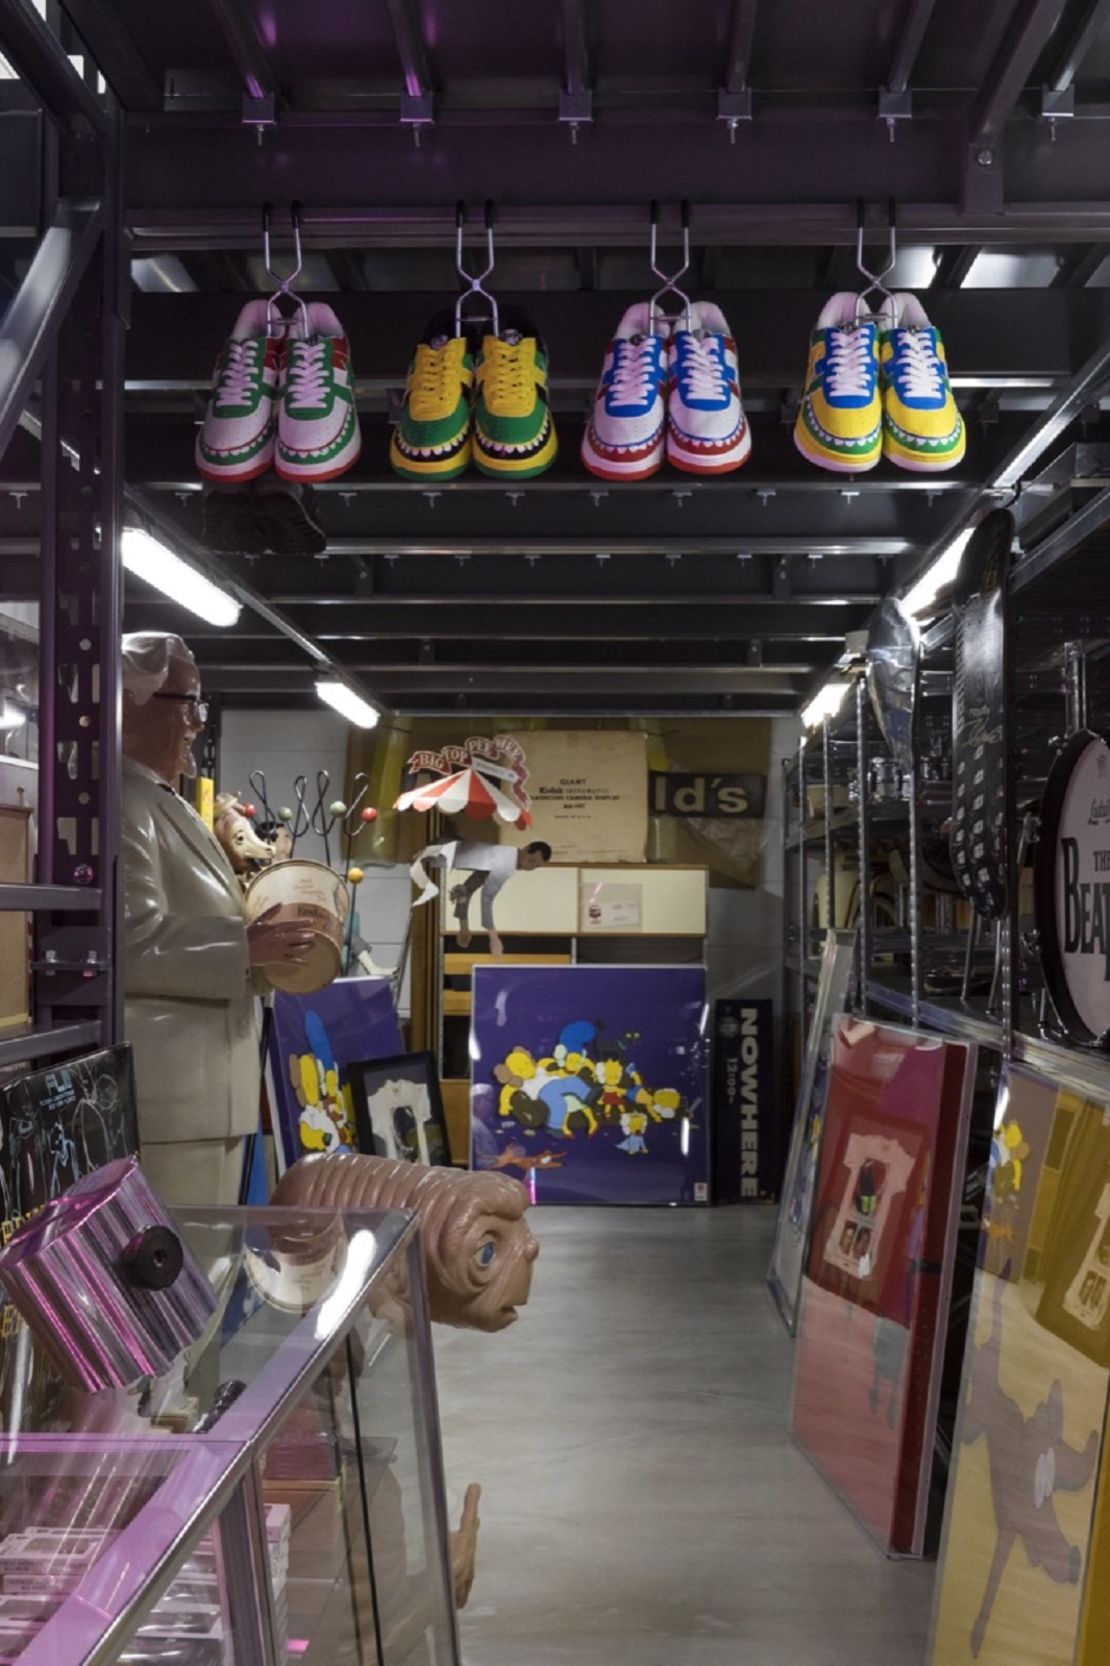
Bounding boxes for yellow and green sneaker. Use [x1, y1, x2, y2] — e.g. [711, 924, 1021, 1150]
[880, 293, 966, 472]
[794, 292, 882, 474]
[390, 311, 474, 480]
[472, 307, 558, 478]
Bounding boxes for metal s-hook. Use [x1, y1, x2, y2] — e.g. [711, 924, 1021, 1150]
[455, 199, 500, 339]
[855, 198, 898, 317]
[649, 199, 692, 334]
[262, 200, 312, 341]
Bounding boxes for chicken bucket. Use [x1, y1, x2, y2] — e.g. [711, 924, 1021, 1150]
[244, 859, 350, 994]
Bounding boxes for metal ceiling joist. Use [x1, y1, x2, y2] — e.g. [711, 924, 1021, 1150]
[205, 0, 277, 104]
[885, 0, 939, 95]
[0, 0, 106, 131]
[931, 245, 981, 287]
[1047, 0, 1110, 90]
[969, 0, 1071, 148]
[56, 0, 161, 111]
[385, 0, 434, 125]
[123, 486, 386, 713]
[1050, 243, 1107, 286]
[0, 201, 103, 463]
[260, 536, 910, 559]
[227, 603, 876, 641]
[198, 666, 806, 698]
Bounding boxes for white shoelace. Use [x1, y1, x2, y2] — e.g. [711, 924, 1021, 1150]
[825, 327, 875, 398]
[216, 338, 260, 406]
[679, 333, 729, 403]
[286, 341, 329, 409]
[610, 335, 661, 404]
[894, 328, 944, 399]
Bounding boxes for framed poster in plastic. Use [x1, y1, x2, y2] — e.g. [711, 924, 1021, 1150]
[767, 930, 857, 1330]
[930, 1066, 1110, 1666]
[789, 1017, 976, 1555]
[470, 964, 708, 1205]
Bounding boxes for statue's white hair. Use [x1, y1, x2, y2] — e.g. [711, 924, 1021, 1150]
[121, 632, 192, 705]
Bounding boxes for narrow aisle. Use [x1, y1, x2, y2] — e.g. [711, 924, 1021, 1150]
[434, 1207, 934, 1666]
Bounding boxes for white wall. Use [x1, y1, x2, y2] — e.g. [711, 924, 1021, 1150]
[706, 713, 800, 1007]
[217, 708, 413, 1014]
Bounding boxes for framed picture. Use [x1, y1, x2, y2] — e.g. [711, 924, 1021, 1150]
[470, 964, 708, 1205]
[350, 1051, 450, 1167]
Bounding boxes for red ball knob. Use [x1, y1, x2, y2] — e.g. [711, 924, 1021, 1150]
[361, 806, 378, 823]
[241, 802, 257, 819]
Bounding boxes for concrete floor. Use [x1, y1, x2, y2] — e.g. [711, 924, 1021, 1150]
[434, 1205, 935, 1666]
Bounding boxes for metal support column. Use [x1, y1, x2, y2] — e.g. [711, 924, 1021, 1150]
[797, 732, 808, 1037]
[823, 717, 836, 936]
[908, 670, 923, 1028]
[1064, 640, 1088, 734]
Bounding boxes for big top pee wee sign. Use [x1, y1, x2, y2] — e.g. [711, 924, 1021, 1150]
[1035, 729, 1110, 1048]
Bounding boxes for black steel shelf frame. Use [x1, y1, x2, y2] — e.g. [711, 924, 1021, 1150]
[0, 0, 125, 1065]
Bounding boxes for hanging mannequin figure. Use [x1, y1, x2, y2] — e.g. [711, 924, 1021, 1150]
[409, 838, 552, 956]
[121, 631, 316, 1206]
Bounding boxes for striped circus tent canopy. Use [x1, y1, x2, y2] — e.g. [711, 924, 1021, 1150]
[395, 762, 532, 827]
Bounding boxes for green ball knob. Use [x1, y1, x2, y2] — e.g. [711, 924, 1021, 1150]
[277, 806, 293, 821]
[329, 799, 347, 816]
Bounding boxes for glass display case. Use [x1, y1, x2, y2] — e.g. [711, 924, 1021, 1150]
[0, 1204, 460, 1666]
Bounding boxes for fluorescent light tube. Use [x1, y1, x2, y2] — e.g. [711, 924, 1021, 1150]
[121, 528, 241, 627]
[902, 527, 974, 619]
[315, 679, 380, 729]
[801, 680, 850, 729]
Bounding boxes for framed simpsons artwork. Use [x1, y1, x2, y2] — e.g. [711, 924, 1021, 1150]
[470, 964, 708, 1204]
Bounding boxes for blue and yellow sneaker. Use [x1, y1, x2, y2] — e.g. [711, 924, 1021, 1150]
[390, 310, 475, 480]
[794, 293, 882, 473]
[472, 306, 558, 479]
[880, 293, 965, 472]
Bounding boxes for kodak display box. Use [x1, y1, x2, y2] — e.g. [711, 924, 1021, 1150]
[0, 1529, 117, 1576]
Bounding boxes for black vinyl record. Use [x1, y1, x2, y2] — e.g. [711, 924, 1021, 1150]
[950, 510, 1014, 920]
[1033, 729, 1110, 1049]
[866, 597, 918, 773]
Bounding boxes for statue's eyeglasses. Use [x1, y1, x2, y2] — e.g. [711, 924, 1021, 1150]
[151, 693, 208, 723]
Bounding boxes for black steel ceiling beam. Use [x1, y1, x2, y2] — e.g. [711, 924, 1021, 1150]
[561, 0, 591, 96]
[1050, 243, 1107, 285]
[56, 0, 161, 111]
[930, 245, 981, 287]
[205, 0, 277, 103]
[1047, 0, 1110, 90]
[123, 486, 387, 713]
[197, 665, 807, 697]
[0, 201, 102, 463]
[969, 0, 1071, 148]
[722, 0, 759, 92]
[0, 0, 105, 131]
[885, 0, 939, 95]
[385, 0, 433, 126]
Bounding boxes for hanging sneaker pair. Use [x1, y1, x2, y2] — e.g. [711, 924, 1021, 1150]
[196, 300, 362, 486]
[794, 291, 964, 473]
[581, 301, 750, 480]
[201, 479, 327, 558]
[390, 307, 557, 480]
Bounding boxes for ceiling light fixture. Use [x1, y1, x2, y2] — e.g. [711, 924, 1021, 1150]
[315, 679, 380, 729]
[902, 527, 974, 619]
[121, 527, 241, 628]
[801, 680, 850, 729]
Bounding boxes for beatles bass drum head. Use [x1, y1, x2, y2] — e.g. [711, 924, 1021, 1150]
[1034, 730, 1110, 1048]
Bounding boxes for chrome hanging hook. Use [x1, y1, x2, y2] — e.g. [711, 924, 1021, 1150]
[649, 199, 692, 334]
[262, 200, 311, 342]
[455, 199, 500, 339]
[855, 198, 898, 317]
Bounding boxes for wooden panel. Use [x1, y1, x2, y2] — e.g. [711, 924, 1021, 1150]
[578, 865, 707, 935]
[440, 863, 579, 934]
[441, 1078, 471, 1167]
[443, 989, 472, 1016]
[444, 951, 571, 974]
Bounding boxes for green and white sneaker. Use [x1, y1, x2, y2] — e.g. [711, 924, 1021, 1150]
[276, 303, 362, 483]
[472, 307, 558, 478]
[196, 300, 282, 483]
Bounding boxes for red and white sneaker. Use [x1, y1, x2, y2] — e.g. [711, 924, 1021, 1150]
[276, 303, 362, 482]
[581, 303, 670, 480]
[196, 300, 282, 483]
[666, 301, 751, 474]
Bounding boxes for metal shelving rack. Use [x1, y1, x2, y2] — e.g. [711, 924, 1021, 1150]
[0, 0, 124, 1072]
[781, 495, 1110, 1112]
